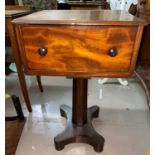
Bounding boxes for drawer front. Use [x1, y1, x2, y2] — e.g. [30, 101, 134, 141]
[19, 25, 138, 76]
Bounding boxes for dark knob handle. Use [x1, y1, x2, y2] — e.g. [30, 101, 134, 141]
[108, 48, 117, 57]
[38, 47, 48, 56]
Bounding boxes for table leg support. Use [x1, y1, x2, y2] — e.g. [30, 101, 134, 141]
[17, 68, 32, 112]
[8, 21, 32, 112]
[54, 78, 104, 152]
[36, 76, 44, 92]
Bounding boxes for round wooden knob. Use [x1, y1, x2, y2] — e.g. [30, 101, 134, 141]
[38, 47, 48, 56]
[108, 48, 117, 57]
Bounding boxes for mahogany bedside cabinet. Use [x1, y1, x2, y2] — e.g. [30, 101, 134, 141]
[13, 10, 145, 152]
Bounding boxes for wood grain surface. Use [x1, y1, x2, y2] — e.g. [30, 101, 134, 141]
[13, 10, 146, 152]
[5, 10, 32, 112]
[18, 25, 138, 77]
[14, 10, 145, 77]
[12, 10, 145, 25]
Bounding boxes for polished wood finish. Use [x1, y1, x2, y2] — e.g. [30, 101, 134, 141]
[13, 10, 145, 78]
[138, 25, 150, 62]
[5, 10, 32, 112]
[6, 5, 31, 11]
[5, 10, 30, 37]
[5, 10, 30, 18]
[13, 10, 145, 152]
[54, 78, 104, 152]
[13, 10, 145, 25]
[36, 76, 44, 92]
[18, 25, 138, 77]
[5, 9, 30, 46]
[72, 79, 87, 125]
[6, 7, 44, 112]
[137, 0, 150, 63]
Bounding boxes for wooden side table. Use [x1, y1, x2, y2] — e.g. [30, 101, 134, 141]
[5, 9, 43, 112]
[13, 10, 145, 152]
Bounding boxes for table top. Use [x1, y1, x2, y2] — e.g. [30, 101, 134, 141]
[13, 10, 145, 26]
[5, 10, 30, 18]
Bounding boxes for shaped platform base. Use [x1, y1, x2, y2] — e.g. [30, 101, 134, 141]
[54, 104, 104, 152]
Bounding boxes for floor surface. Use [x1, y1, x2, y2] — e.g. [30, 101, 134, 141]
[5, 75, 150, 155]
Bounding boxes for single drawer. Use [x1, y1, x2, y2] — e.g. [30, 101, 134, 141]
[19, 25, 138, 77]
